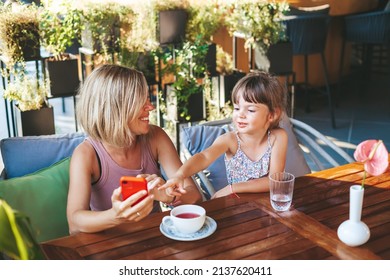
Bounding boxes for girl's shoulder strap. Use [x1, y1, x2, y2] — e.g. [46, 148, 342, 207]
[235, 131, 241, 149]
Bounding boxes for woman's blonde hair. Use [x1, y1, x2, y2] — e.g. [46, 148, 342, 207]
[76, 64, 149, 147]
[231, 71, 287, 129]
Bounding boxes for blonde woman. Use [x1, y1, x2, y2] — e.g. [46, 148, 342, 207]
[67, 64, 201, 234]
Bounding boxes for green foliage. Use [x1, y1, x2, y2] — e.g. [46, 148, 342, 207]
[158, 37, 209, 121]
[186, 1, 226, 43]
[225, 0, 289, 51]
[216, 45, 234, 75]
[152, 0, 190, 11]
[3, 74, 50, 111]
[0, 199, 44, 260]
[121, 2, 158, 53]
[39, 0, 82, 60]
[80, 2, 135, 56]
[0, 2, 50, 111]
[0, 1, 40, 68]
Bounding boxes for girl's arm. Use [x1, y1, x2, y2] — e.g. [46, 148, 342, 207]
[159, 132, 232, 192]
[66, 142, 154, 234]
[212, 128, 288, 198]
[150, 126, 202, 204]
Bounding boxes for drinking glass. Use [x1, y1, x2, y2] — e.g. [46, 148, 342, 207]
[269, 172, 295, 211]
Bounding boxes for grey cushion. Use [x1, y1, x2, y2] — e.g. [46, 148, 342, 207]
[279, 115, 311, 177]
[181, 114, 311, 192]
[1, 132, 85, 179]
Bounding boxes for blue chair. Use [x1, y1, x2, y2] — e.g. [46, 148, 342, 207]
[284, 5, 336, 128]
[338, 4, 390, 95]
[290, 118, 354, 171]
[180, 115, 311, 200]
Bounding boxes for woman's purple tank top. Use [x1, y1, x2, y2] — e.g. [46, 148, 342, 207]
[86, 137, 161, 211]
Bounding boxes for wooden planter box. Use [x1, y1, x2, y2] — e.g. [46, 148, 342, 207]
[45, 55, 80, 98]
[158, 9, 188, 46]
[166, 84, 205, 123]
[14, 105, 55, 136]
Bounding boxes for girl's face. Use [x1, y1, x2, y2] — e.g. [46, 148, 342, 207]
[233, 95, 273, 133]
[128, 98, 155, 135]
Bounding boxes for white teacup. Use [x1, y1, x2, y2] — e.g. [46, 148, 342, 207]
[162, 204, 206, 234]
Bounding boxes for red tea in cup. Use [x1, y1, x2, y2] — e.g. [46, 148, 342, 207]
[175, 213, 200, 219]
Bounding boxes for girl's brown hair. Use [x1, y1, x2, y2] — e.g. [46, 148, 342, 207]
[231, 71, 287, 129]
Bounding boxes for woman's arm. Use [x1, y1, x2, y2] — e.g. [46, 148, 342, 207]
[150, 126, 203, 204]
[66, 142, 154, 234]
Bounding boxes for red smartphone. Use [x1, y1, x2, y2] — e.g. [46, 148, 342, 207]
[120, 176, 148, 205]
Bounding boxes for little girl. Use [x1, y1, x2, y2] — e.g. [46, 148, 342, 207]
[160, 71, 288, 198]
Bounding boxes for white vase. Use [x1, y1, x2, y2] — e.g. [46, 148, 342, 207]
[337, 185, 370, 247]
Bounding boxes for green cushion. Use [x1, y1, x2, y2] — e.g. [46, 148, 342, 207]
[0, 158, 70, 243]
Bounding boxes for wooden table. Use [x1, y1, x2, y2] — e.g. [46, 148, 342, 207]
[41, 161, 390, 260]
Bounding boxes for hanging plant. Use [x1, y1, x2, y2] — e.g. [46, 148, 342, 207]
[186, 1, 226, 44]
[0, 2, 40, 71]
[39, 0, 82, 61]
[3, 74, 50, 112]
[225, 0, 289, 51]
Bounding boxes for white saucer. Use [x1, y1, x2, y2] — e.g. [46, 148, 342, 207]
[160, 216, 217, 241]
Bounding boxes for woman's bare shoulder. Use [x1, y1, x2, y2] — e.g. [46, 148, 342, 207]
[71, 140, 96, 162]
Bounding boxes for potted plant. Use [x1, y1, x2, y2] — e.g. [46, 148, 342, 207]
[225, 0, 290, 72]
[0, 1, 40, 70]
[186, 1, 226, 77]
[80, 2, 134, 59]
[119, 2, 159, 86]
[3, 73, 55, 136]
[153, 0, 190, 46]
[39, 0, 82, 98]
[159, 38, 208, 123]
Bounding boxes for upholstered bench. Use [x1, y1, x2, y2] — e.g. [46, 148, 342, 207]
[0, 133, 85, 243]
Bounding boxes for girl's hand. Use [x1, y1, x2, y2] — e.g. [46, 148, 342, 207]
[158, 177, 187, 197]
[111, 186, 154, 222]
[139, 174, 184, 203]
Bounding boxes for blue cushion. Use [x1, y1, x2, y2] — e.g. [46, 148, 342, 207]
[0, 133, 85, 179]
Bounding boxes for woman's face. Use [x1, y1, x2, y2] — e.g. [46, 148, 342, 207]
[128, 98, 155, 135]
[232, 95, 273, 134]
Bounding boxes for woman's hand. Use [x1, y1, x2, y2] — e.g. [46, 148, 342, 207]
[139, 174, 184, 204]
[111, 186, 154, 222]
